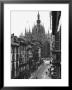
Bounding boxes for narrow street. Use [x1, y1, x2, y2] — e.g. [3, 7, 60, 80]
[29, 60, 52, 79]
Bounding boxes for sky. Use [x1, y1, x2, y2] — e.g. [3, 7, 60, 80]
[11, 11, 52, 37]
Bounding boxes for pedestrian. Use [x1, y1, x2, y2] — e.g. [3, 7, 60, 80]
[48, 68, 49, 71]
[50, 61, 51, 64]
[46, 71, 47, 75]
[36, 76, 38, 79]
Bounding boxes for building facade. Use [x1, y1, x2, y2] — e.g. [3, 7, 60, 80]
[51, 11, 61, 79]
[11, 34, 29, 78]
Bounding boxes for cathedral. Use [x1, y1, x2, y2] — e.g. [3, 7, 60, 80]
[24, 12, 45, 43]
[24, 12, 50, 58]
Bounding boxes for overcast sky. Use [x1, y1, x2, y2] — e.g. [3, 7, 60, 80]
[11, 11, 52, 37]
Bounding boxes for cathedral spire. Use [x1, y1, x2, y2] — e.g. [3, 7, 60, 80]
[25, 28, 26, 35]
[48, 30, 49, 34]
[29, 28, 30, 33]
[38, 11, 40, 20]
[37, 11, 41, 24]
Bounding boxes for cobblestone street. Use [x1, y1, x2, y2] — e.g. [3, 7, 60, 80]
[30, 60, 52, 79]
